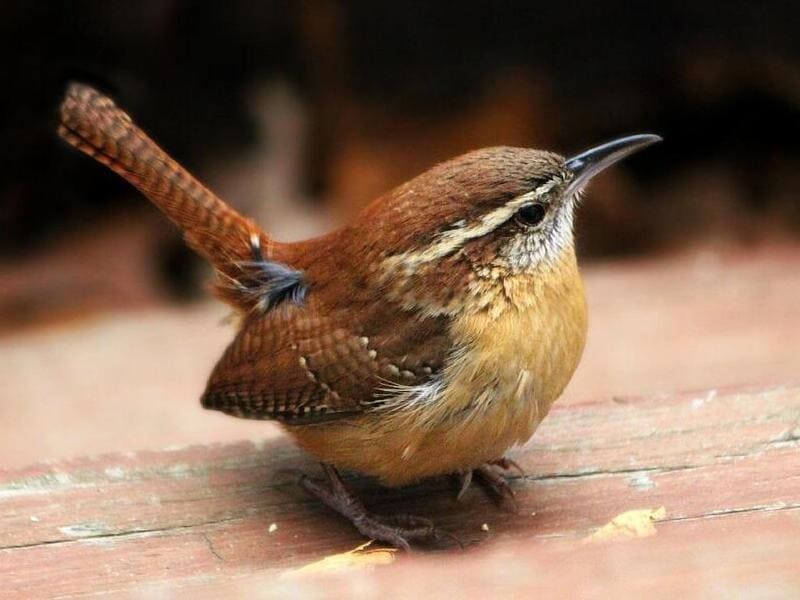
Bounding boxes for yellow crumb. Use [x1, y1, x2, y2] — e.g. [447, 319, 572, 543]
[284, 542, 397, 577]
[584, 507, 667, 542]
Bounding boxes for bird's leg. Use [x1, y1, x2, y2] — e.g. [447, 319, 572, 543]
[296, 463, 456, 551]
[455, 457, 524, 512]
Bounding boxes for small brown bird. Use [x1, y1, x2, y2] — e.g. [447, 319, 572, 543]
[58, 83, 659, 549]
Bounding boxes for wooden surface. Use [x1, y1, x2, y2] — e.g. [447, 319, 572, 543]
[2, 383, 798, 598]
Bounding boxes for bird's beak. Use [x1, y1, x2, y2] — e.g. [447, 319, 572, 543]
[565, 133, 661, 197]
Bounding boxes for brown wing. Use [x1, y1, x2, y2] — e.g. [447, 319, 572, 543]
[200, 299, 450, 424]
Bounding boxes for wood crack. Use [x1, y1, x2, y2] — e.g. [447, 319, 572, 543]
[0, 515, 244, 552]
[663, 502, 800, 523]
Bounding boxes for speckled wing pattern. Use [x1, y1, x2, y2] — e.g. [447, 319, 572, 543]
[200, 302, 450, 424]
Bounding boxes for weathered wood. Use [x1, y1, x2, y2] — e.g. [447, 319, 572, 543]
[1, 383, 798, 597]
[183, 512, 800, 599]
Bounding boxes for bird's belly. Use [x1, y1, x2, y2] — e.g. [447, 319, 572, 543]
[290, 286, 587, 486]
[290, 341, 572, 486]
[289, 388, 541, 486]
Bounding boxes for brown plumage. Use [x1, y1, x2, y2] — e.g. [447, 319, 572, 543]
[58, 83, 278, 309]
[58, 83, 659, 548]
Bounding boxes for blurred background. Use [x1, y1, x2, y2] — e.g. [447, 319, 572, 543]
[1, 1, 799, 467]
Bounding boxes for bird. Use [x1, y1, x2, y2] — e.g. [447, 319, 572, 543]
[58, 82, 660, 550]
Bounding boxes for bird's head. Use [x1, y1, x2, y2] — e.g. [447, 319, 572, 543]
[349, 135, 660, 315]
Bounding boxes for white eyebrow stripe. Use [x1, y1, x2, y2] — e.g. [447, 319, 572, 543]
[382, 180, 559, 273]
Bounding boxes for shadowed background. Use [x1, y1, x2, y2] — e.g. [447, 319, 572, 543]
[1, 1, 799, 466]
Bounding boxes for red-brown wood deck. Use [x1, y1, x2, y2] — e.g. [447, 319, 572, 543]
[2, 383, 798, 597]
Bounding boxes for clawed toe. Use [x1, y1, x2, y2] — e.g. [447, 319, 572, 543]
[455, 469, 473, 501]
[296, 463, 457, 550]
[356, 514, 458, 550]
[475, 464, 519, 512]
[454, 456, 522, 512]
[490, 457, 525, 477]
[384, 514, 464, 548]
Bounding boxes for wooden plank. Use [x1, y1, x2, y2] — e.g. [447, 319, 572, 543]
[184, 512, 800, 599]
[1, 383, 798, 597]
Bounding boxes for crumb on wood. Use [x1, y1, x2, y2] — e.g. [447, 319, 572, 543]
[584, 507, 667, 543]
[284, 542, 397, 577]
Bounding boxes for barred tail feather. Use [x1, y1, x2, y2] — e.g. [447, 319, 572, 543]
[58, 83, 299, 311]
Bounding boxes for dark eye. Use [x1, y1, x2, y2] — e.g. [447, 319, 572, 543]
[514, 203, 546, 227]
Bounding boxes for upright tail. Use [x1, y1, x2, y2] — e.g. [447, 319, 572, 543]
[58, 83, 293, 310]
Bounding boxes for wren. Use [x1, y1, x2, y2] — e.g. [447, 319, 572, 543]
[58, 83, 660, 549]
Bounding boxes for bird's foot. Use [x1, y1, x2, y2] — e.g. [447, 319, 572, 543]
[295, 463, 458, 551]
[456, 457, 523, 512]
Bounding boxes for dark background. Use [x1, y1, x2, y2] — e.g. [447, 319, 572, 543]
[2, 1, 799, 330]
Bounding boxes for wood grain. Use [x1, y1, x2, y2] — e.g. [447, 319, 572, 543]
[1, 383, 798, 597]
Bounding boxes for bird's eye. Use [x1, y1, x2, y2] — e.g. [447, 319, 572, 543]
[514, 203, 546, 227]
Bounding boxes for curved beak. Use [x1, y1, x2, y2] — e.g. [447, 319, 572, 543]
[565, 133, 661, 197]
